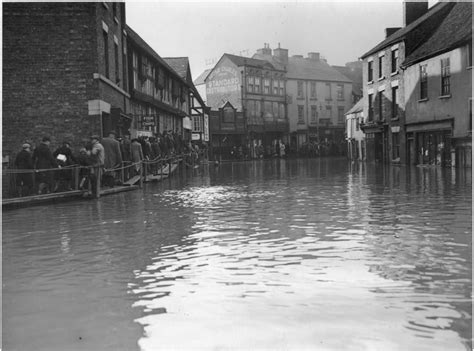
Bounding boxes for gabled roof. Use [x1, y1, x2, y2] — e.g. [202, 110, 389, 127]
[194, 69, 212, 86]
[360, 1, 455, 59]
[286, 56, 352, 83]
[163, 57, 190, 81]
[402, 2, 472, 67]
[125, 25, 187, 86]
[345, 98, 363, 115]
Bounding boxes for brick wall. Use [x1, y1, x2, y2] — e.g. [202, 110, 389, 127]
[3, 3, 103, 158]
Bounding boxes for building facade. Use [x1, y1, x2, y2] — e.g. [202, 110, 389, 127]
[345, 99, 365, 161]
[360, 1, 456, 164]
[253, 45, 353, 154]
[205, 53, 288, 158]
[401, 2, 472, 167]
[3, 2, 130, 155]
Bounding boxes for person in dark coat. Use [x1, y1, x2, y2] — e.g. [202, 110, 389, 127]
[32, 136, 57, 194]
[14, 143, 34, 196]
[101, 131, 123, 187]
[53, 141, 76, 191]
[131, 138, 144, 176]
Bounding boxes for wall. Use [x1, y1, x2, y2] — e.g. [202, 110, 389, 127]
[206, 57, 242, 111]
[404, 46, 472, 139]
[3, 3, 100, 155]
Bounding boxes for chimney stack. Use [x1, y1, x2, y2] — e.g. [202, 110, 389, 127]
[273, 43, 288, 64]
[307, 52, 320, 61]
[385, 27, 401, 38]
[404, 1, 428, 27]
[256, 43, 272, 56]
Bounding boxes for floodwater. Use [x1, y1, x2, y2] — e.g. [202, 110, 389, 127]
[2, 159, 472, 351]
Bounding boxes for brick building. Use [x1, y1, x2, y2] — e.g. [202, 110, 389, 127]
[3, 2, 130, 156]
[205, 52, 288, 158]
[360, 1, 455, 164]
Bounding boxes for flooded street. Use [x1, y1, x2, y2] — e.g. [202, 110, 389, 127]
[2, 159, 472, 351]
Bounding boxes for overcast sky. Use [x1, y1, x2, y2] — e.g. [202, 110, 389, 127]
[126, 1, 436, 81]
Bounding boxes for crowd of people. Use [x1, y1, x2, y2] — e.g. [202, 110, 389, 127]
[12, 130, 204, 197]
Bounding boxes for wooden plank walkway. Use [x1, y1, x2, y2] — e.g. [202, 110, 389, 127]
[2, 190, 86, 207]
[100, 185, 139, 195]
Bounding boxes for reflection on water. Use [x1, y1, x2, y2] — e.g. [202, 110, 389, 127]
[2, 159, 472, 351]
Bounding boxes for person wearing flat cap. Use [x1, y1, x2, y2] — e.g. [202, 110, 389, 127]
[101, 130, 123, 187]
[14, 143, 34, 196]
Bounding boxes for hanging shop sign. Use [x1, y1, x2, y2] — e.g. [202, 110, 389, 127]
[192, 133, 201, 141]
[203, 115, 209, 141]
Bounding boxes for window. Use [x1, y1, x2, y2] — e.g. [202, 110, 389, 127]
[264, 78, 270, 94]
[326, 83, 331, 100]
[391, 49, 398, 73]
[132, 52, 138, 89]
[326, 105, 332, 118]
[256, 100, 261, 117]
[279, 80, 284, 95]
[114, 41, 119, 84]
[356, 117, 360, 131]
[392, 132, 400, 159]
[441, 58, 450, 96]
[378, 55, 384, 79]
[378, 91, 384, 120]
[193, 115, 202, 132]
[273, 80, 279, 95]
[255, 77, 260, 93]
[311, 105, 318, 122]
[391, 86, 398, 118]
[273, 102, 279, 118]
[337, 84, 344, 100]
[420, 65, 428, 99]
[297, 81, 304, 98]
[368, 60, 373, 82]
[247, 76, 254, 93]
[298, 105, 304, 124]
[469, 43, 472, 68]
[103, 30, 109, 79]
[122, 36, 127, 89]
[338, 107, 345, 123]
[264, 101, 273, 117]
[223, 107, 235, 123]
[368, 94, 374, 121]
[279, 103, 284, 118]
[310, 82, 317, 98]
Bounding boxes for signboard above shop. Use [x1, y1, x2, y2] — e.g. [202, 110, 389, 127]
[192, 133, 201, 141]
[142, 116, 155, 127]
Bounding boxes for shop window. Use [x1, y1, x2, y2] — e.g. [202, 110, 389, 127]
[441, 58, 450, 96]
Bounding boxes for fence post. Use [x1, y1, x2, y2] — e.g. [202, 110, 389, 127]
[74, 166, 80, 190]
[144, 161, 147, 183]
[95, 167, 101, 198]
[139, 161, 144, 188]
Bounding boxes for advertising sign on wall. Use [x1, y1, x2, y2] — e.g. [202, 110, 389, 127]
[203, 115, 209, 141]
[192, 133, 201, 141]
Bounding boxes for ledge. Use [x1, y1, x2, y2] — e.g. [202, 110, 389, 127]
[390, 71, 398, 76]
[418, 98, 429, 103]
[438, 94, 451, 99]
[93, 73, 131, 98]
[367, 80, 374, 85]
[378, 76, 385, 81]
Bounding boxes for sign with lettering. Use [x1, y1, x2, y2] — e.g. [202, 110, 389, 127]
[207, 66, 240, 94]
[142, 116, 155, 126]
[192, 133, 201, 141]
[203, 115, 209, 141]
